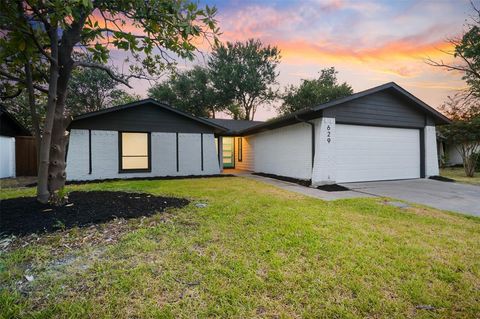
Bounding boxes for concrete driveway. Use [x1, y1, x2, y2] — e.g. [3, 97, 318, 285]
[342, 179, 480, 217]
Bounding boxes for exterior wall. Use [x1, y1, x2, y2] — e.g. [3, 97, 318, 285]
[322, 90, 427, 128]
[446, 144, 464, 165]
[70, 102, 217, 133]
[424, 126, 439, 176]
[311, 117, 336, 185]
[234, 136, 255, 171]
[66, 129, 220, 181]
[0, 136, 15, 178]
[253, 122, 312, 180]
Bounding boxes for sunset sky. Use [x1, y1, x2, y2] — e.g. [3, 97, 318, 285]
[123, 0, 472, 120]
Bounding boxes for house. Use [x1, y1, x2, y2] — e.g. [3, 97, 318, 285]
[66, 82, 450, 185]
[0, 107, 32, 178]
[436, 133, 465, 166]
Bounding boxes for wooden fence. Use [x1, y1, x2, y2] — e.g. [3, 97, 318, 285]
[15, 136, 37, 176]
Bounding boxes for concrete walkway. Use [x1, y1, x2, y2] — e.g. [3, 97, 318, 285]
[241, 173, 480, 217]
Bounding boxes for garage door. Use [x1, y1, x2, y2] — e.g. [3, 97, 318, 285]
[336, 124, 420, 183]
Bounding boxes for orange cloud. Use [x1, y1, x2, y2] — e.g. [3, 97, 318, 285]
[278, 38, 454, 64]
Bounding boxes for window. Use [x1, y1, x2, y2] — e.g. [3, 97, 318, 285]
[237, 137, 242, 162]
[119, 132, 151, 172]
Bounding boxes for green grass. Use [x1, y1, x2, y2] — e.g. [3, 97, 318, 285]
[1, 177, 479, 318]
[440, 167, 480, 185]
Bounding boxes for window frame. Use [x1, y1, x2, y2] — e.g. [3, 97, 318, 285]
[118, 131, 152, 173]
[237, 137, 243, 162]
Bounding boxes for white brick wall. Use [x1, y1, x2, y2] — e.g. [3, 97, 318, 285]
[311, 117, 336, 185]
[0, 136, 15, 178]
[424, 126, 440, 176]
[66, 129, 220, 181]
[253, 122, 312, 180]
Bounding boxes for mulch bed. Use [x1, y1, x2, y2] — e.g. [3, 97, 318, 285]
[316, 184, 350, 192]
[25, 174, 235, 187]
[252, 172, 311, 187]
[0, 191, 189, 237]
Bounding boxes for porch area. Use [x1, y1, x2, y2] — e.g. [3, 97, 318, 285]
[216, 136, 254, 172]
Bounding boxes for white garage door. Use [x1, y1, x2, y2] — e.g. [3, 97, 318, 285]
[336, 124, 420, 183]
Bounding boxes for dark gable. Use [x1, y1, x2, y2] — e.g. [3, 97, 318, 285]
[69, 100, 224, 134]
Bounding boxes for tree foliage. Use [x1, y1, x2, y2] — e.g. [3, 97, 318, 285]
[67, 67, 140, 115]
[278, 67, 353, 115]
[208, 39, 280, 120]
[428, 2, 480, 177]
[438, 96, 480, 177]
[427, 2, 480, 99]
[440, 118, 480, 177]
[439, 94, 480, 121]
[0, 0, 219, 204]
[148, 66, 220, 118]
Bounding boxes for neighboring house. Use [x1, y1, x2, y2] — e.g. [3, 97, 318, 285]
[0, 107, 32, 178]
[437, 133, 464, 166]
[66, 82, 450, 185]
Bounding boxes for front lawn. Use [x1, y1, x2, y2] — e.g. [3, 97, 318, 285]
[440, 167, 480, 185]
[1, 177, 479, 318]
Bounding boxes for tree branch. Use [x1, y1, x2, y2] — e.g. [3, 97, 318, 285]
[0, 69, 49, 93]
[73, 61, 132, 88]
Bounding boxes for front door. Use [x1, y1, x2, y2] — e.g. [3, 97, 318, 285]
[222, 137, 235, 168]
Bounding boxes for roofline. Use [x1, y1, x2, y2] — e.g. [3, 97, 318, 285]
[0, 105, 32, 136]
[240, 82, 451, 135]
[201, 117, 265, 134]
[72, 98, 228, 131]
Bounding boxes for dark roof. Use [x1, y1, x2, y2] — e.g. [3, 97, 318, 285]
[241, 82, 451, 135]
[72, 98, 228, 132]
[202, 118, 264, 133]
[0, 106, 31, 137]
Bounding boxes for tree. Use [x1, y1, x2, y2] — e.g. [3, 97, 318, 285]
[439, 118, 480, 177]
[427, 2, 480, 99]
[67, 66, 140, 116]
[439, 93, 480, 121]
[1, 90, 46, 135]
[0, 1, 219, 204]
[278, 67, 353, 115]
[426, 2, 480, 177]
[148, 66, 221, 117]
[439, 95, 480, 177]
[208, 39, 280, 120]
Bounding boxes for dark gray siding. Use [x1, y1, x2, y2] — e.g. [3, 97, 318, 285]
[323, 90, 430, 128]
[70, 102, 216, 133]
[1, 113, 30, 137]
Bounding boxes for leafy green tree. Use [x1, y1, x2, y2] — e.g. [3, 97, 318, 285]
[0, 0, 219, 204]
[208, 39, 280, 120]
[278, 67, 353, 115]
[427, 2, 480, 177]
[439, 118, 480, 177]
[148, 66, 221, 117]
[438, 95, 480, 177]
[67, 67, 140, 115]
[427, 2, 480, 99]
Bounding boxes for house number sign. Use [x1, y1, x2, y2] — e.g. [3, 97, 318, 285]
[326, 125, 331, 143]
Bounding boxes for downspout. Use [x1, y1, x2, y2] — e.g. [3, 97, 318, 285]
[295, 116, 315, 169]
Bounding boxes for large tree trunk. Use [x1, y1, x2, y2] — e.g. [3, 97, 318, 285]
[24, 62, 41, 165]
[37, 28, 59, 204]
[464, 157, 476, 177]
[47, 16, 86, 204]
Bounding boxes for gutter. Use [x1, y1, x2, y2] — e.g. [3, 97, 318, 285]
[295, 115, 315, 168]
